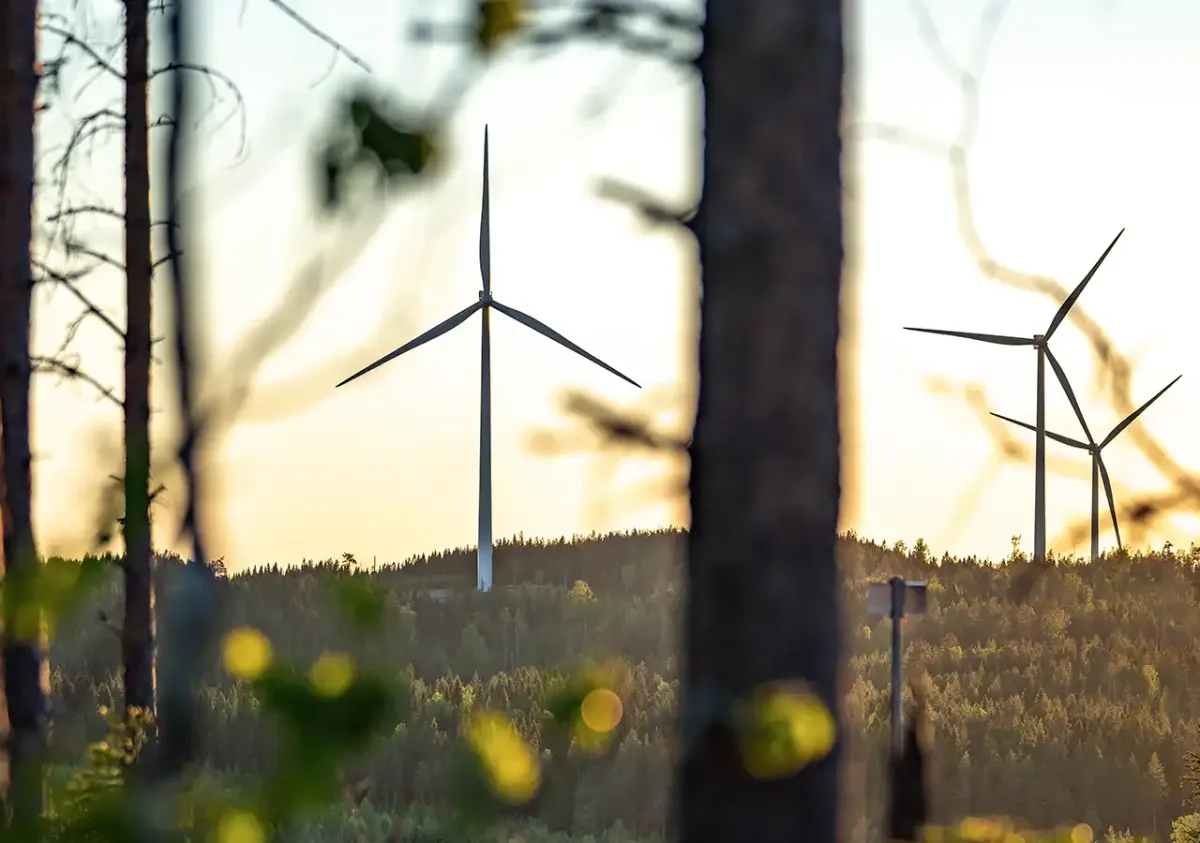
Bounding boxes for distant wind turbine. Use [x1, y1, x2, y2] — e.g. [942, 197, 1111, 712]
[991, 374, 1181, 561]
[904, 229, 1125, 563]
[336, 126, 640, 592]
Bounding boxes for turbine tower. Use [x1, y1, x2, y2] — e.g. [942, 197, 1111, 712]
[336, 126, 640, 591]
[904, 229, 1124, 563]
[991, 374, 1181, 561]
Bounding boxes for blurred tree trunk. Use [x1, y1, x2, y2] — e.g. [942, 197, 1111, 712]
[122, 0, 158, 727]
[680, 0, 846, 841]
[0, 0, 49, 827]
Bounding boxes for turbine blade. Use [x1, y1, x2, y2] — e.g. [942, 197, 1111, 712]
[1099, 375, 1182, 449]
[1043, 229, 1124, 340]
[491, 300, 641, 388]
[480, 125, 491, 295]
[903, 327, 1034, 346]
[1044, 346, 1094, 444]
[989, 412, 1089, 450]
[1097, 454, 1121, 549]
[336, 301, 482, 388]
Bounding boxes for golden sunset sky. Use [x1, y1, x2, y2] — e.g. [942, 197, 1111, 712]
[28, 0, 1200, 570]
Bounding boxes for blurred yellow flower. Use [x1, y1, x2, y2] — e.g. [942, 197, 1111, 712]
[221, 627, 272, 680]
[217, 810, 265, 843]
[466, 711, 541, 804]
[310, 651, 355, 698]
[1070, 824, 1093, 843]
[739, 682, 836, 780]
[957, 817, 1003, 840]
[580, 688, 623, 734]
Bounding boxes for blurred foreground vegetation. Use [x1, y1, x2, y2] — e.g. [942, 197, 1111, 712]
[41, 528, 1200, 841]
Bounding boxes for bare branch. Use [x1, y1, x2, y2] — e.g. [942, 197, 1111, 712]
[46, 205, 178, 230]
[65, 240, 125, 273]
[152, 252, 183, 271]
[31, 355, 124, 408]
[32, 259, 125, 339]
[49, 107, 125, 185]
[261, 0, 373, 72]
[150, 63, 248, 152]
[38, 21, 126, 84]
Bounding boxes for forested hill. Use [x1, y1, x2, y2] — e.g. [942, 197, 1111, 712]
[48, 530, 1200, 840]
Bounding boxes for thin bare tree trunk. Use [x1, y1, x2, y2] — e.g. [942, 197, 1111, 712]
[0, 0, 48, 828]
[122, 0, 157, 725]
[680, 0, 846, 841]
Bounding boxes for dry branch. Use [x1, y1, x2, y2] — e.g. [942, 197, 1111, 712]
[31, 355, 123, 408]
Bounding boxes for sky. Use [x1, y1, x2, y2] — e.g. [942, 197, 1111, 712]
[26, 0, 1200, 570]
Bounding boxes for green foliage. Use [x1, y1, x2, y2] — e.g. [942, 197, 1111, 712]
[252, 658, 408, 821]
[475, 0, 524, 54]
[317, 88, 435, 212]
[331, 575, 387, 633]
[0, 555, 108, 639]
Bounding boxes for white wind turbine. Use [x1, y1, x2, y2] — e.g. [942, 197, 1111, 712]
[991, 374, 1181, 561]
[904, 229, 1124, 563]
[335, 126, 640, 592]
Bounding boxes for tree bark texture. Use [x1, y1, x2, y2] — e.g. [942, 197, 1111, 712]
[680, 0, 846, 841]
[0, 0, 48, 825]
[122, 0, 158, 722]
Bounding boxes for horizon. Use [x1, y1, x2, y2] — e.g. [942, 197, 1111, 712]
[60, 524, 1200, 572]
[26, 0, 1200, 573]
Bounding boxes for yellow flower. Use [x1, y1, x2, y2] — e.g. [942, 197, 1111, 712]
[221, 627, 272, 680]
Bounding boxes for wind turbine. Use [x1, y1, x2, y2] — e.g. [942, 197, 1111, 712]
[991, 374, 1181, 561]
[904, 229, 1124, 563]
[336, 126, 640, 592]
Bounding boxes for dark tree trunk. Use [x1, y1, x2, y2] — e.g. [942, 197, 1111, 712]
[122, 0, 157, 725]
[680, 0, 846, 841]
[0, 0, 48, 827]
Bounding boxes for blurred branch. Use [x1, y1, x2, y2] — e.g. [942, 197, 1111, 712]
[523, 0, 701, 63]
[559, 390, 690, 453]
[530, 388, 690, 529]
[150, 0, 221, 806]
[595, 177, 697, 235]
